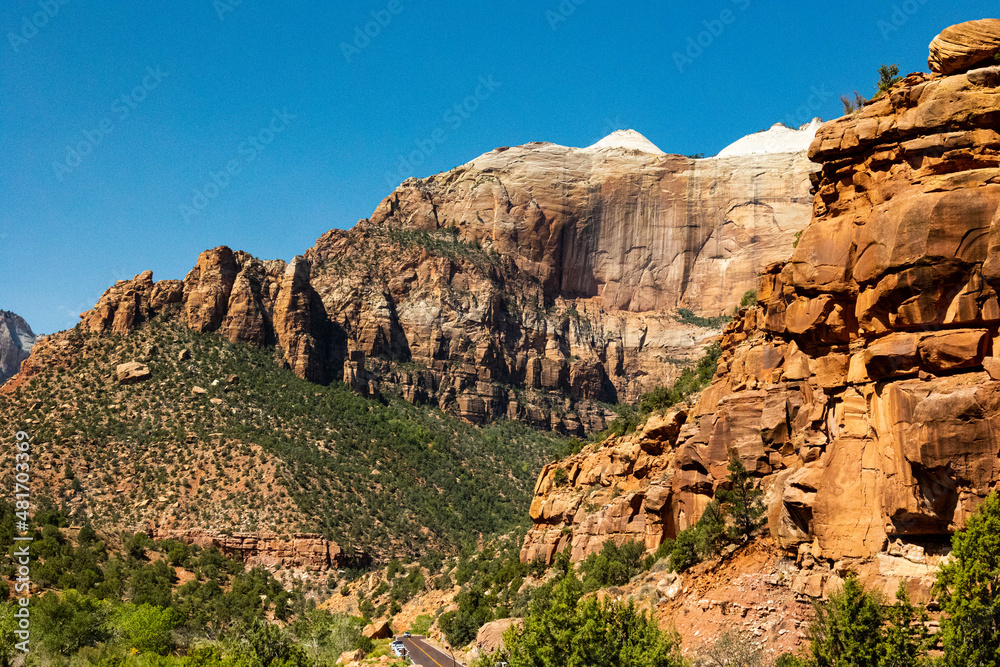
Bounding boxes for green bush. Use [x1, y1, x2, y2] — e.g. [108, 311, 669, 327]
[409, 614, 433, 635]
[807, 576, 929, 667]
[876, 63, 902, 95]
[501, 570, 685, 667]
[675, 308, 731, 329]
[739, 290, 757, 309]
[109, 603, 180, 655]
[716, 458, 766, 544]
[579, 540, 646, 592]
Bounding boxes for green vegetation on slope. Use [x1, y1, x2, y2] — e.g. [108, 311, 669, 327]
[0, 319, 572, 557]
[0, 504, 382, 667]
[478, 566, 685, 667]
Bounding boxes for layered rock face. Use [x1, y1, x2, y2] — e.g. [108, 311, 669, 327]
[73, 128, 817, 432]
[523, 56, 1000, 590]
[148, 528, 343, 571]
[0, 310, 36, 384]
[929, 19, 1000, 75]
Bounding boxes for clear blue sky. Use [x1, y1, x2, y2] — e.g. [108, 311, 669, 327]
[1, 0, 988, 334]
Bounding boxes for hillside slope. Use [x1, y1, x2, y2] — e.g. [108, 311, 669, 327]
[0, 317, 570, 559]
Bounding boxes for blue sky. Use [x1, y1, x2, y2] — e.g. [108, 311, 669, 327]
[1, 0, 989, 334]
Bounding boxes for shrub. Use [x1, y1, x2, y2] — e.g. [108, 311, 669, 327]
[108, 603, 179, 655]
[502, 570, 685, 667]
[876, 63, 902, 95]
[409, 614, 433, 636]
[807, 575, 884, 667]
[579, 540, 646, 592]
[840, 91, 868, 115]
[676, 308, 731, 329]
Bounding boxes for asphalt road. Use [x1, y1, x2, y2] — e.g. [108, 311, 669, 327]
[398, 636, 465, 667]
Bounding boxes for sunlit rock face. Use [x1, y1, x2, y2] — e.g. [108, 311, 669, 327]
[75, 125, 818, 433]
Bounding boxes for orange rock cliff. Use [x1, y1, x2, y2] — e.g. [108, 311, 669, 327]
[522, 24, 1000, 601]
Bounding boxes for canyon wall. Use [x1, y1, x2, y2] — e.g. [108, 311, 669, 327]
[522, 57, 1000, 595]
[71, 128, 816, 433]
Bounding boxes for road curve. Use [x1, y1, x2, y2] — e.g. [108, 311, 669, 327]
[398, 636, 465, 667]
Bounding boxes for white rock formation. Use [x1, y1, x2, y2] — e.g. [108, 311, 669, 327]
[585, 129, 667, 155]
[716, 119, 823, 157]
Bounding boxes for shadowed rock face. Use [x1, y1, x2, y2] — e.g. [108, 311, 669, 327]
[0, 311, 36, 384]
[522, 61, 1000, 577]
[70, 131, 816, 433]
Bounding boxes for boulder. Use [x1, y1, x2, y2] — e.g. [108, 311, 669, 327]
[336, 649, 364, 665]
[116, 362, 151, 385]
[476, 618, 521, 655]
[362, 620, 392, 640]
[929, 19, 1000, 75]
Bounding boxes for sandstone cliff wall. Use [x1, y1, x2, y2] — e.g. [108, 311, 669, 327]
[69, 134, 815, 432]
[0, 310, 36, 384]
[522, 62, 1000, 596]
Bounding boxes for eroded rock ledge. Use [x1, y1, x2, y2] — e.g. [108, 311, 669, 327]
[147, 528, 345, 571]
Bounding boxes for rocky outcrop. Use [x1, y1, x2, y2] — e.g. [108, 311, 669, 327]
[929, 19, 1000, 75]
[74, 126, 818, 433]
[523, 37, 1000, 590]
[147, 528, 342, 571]
[116, 362, 151, 385]
[521, 411, 689, 564]
[0, 310, 36, 384]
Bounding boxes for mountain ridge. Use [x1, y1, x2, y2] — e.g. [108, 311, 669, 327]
[0, 309, 36, 385]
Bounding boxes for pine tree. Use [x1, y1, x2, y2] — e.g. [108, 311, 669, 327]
[808, 575, 884, 667]
[716, 457, 766, 544]
[936, 491, 1000, 667]
[878, 583, 930, 667]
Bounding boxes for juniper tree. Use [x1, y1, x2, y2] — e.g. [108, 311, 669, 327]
[716, 457, 766, 544]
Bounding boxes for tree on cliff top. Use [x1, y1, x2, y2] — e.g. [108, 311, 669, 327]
[876, 64, 901, 95]
[936, 491, 1000, 667]
[716, 457, 765, 544]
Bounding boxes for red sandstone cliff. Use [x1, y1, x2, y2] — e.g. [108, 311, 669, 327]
[522, 27, 1000, 599]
